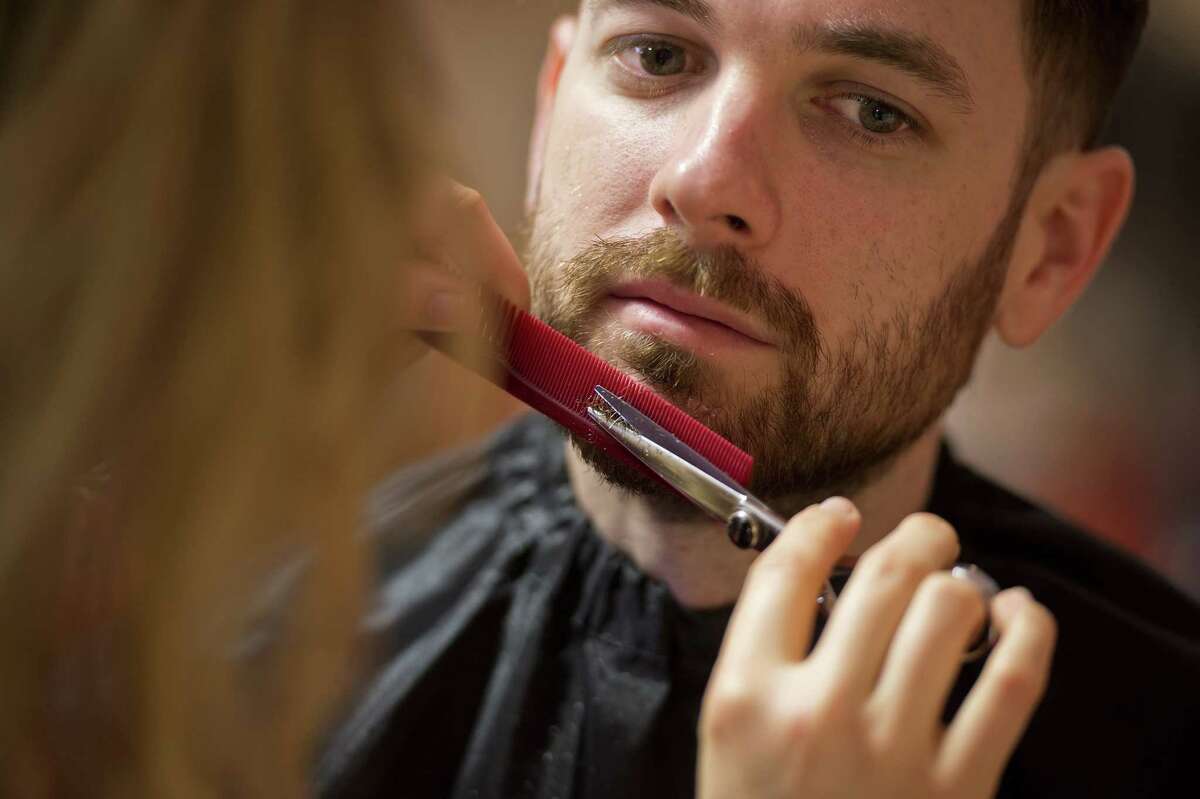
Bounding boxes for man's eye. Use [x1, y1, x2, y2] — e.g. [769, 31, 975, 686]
[614, 38, 697, 78]
[826, 94, 914, 136]
[634, 42, 687, 76]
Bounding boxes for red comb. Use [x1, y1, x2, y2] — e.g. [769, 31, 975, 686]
[429, 292, 755, 487]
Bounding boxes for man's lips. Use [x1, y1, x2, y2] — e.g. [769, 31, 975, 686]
[605, 280, 775, 348]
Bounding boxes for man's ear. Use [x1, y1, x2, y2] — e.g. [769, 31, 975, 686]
[994, 146, 1135, 348]
[526, 16, 578, 215]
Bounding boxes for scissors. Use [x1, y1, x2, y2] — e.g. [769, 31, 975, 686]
[587, 385, 999, 660]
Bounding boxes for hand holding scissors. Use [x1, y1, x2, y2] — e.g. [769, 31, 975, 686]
[589, 386, 1057, 799]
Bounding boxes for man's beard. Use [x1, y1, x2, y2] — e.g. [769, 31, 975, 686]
[525, 199, 1021, 519]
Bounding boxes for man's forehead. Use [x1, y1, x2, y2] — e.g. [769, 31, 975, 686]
[581, 0, 1013, 29]
[579, 0, 1022, 65]
[583, 0, 716, 29]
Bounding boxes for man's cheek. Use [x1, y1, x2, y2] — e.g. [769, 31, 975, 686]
[779, 190, 938, 334]
[550, 105, 668, 231]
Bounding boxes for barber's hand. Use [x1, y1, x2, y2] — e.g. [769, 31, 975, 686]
[399, 179, 529, 366]
[698, 498, 1056, 799]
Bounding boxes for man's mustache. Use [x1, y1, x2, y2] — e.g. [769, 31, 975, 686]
[548, 228, 818, 350]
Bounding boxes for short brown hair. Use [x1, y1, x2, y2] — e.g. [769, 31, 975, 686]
[1021, 0, 1150, 165]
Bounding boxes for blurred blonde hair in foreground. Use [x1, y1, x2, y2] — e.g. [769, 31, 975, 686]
[0, 1, 439, 794]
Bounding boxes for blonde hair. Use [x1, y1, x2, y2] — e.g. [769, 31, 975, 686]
[0, 1, 438, 794]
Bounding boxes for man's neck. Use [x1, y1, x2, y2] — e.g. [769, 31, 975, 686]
[565, 425, 946, 608]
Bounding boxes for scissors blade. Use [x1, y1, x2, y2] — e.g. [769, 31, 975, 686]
[592, 386, 746, 493]
[587, 386, 747, 522]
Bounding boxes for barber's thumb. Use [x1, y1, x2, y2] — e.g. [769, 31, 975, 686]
[406, 263, 475, 333]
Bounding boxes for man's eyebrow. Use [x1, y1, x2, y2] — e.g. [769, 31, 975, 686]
[794, 22, 975, 114]
[584, 0, 716, 30]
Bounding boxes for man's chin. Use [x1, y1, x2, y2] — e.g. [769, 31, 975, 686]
[566, 433, 707, 521]
[585, 343, 746, 443]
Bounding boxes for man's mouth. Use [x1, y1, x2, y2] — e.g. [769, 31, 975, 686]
[604, 280, 776, 349]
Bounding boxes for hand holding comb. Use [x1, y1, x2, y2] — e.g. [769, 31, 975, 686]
[421, 287, 755, 488]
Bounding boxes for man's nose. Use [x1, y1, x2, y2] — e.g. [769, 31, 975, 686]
[649, 81, 781, 251]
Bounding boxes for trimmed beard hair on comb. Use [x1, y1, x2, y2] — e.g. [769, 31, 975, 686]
[422, 288, 755, 487]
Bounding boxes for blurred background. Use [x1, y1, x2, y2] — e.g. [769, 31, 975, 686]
[403, 0, 1200, 600]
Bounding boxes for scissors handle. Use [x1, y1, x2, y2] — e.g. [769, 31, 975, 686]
[725, 497, 786, 552]
[726, 502, 999, 659]
[726, 500, 840, 612]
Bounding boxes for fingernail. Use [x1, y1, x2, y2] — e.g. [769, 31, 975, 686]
[995, 586, 1033, 613]
[426, 291, 463, 328]
[820, 496, 857, 517]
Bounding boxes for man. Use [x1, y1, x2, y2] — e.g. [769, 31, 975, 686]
[320, 1, 1200, 796]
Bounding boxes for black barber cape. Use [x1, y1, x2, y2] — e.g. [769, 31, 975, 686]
[318, 415, 1200, 798]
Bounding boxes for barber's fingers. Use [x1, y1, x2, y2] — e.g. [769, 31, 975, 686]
[935, 588, 1056, 795]
[416, 180, 530, 312]
[402, 259, 479, 333]
[717, 499, 860, 674]
[810, 513, 960, 699]
[867, 572, 986, 746]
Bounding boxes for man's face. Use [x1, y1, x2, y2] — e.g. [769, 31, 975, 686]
[527, 0, 1033, 508]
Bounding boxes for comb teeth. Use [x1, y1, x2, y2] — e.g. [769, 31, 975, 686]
[459, 292, 754, 487]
